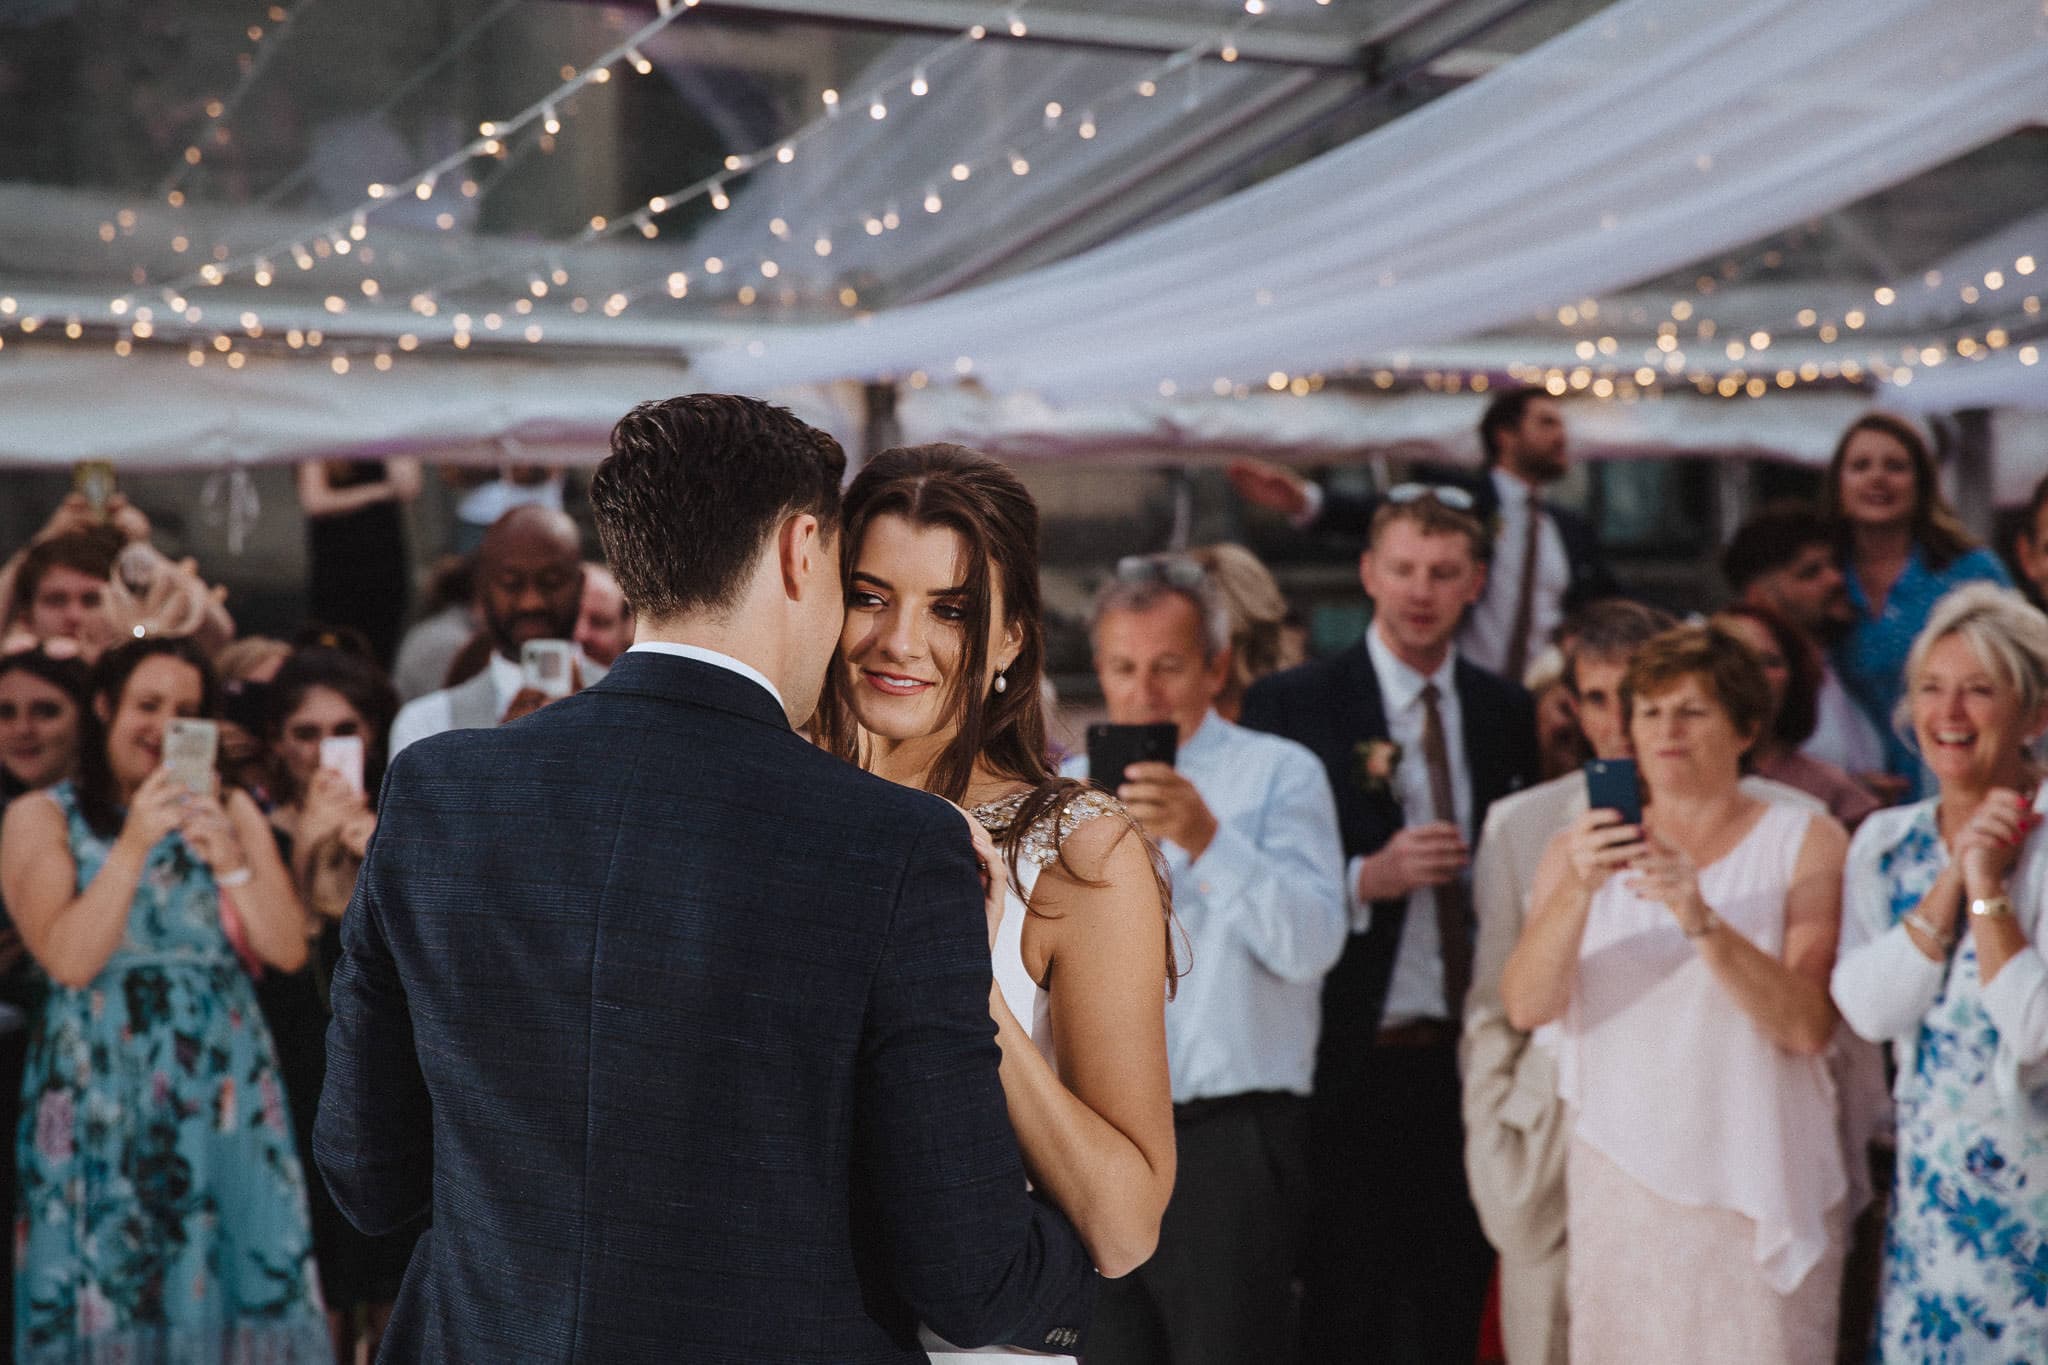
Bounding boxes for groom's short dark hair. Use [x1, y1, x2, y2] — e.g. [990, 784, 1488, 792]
[591, 394, 846, 620]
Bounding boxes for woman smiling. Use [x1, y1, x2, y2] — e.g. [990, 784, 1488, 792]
[1832, 584, 2048, 1361]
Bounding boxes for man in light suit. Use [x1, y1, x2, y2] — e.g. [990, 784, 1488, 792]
[1461, 600, 1824, 1364]
[317, 395, 1097, 1363]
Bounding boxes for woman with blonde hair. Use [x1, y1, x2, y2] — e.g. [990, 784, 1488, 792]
[1186, 543, 1301, 720]
[1833, 583, 2048, 1361]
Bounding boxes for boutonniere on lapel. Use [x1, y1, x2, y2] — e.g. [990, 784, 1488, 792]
[1354, 739, 1402, 800]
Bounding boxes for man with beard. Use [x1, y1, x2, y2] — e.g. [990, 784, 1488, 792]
[1227, 388, 1616, 682]
[388, 506, 605, 757]
[1720, 504, 1891, 795]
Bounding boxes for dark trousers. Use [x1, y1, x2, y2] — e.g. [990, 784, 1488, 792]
[1089, 1092, 1308, 1365]
[1300, 1032, 1493, 1365]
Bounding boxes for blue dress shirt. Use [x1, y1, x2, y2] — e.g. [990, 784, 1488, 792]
[1063, 710, 1347, 1103]
[1835, 544, 2011, 800]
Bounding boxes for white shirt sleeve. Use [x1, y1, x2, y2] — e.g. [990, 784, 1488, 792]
[1830, 809, 1946, 1044]
[1180, 746, 1348, 983]
[386, 691, 451, 760]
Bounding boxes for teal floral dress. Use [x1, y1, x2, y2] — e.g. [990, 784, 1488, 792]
[1873, 807, 2048, 1363]
[14, 783, 329, 1362]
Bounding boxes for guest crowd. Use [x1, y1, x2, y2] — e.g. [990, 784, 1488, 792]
[0, 394, 2046, 1364]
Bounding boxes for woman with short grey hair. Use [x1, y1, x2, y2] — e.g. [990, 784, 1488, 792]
[1832, 583, 2048, 1362]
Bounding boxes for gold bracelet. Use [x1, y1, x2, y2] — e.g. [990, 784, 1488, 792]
[1969, 895, 2016, 920]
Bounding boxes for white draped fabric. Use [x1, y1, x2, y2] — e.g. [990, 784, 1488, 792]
[691, 0, 2048, 402]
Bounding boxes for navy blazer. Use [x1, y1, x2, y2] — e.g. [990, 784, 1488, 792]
[315, 651, 1096, 1363]
[1239, 642, 1539, 1099]
[1314, 471, 1618, 616]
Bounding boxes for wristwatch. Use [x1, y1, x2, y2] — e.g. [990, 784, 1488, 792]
[1968, 895, 2016, 920]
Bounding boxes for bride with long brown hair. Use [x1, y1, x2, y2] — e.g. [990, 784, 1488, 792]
[815, 443, 1176, 1361]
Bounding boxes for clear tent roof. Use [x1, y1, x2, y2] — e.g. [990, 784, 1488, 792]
[0, 0, 2043, 433]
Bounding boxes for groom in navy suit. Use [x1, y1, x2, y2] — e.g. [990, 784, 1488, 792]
[316, 395, 1096, 1362]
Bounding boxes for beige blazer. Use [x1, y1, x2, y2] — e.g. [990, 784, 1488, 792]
[1458, 771, 1825, 1262]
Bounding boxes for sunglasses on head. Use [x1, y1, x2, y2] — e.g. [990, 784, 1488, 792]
[1115, 554, 1208, 591]
[1385, 483, 1476, 511]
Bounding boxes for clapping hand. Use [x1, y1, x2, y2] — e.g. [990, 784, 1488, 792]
[1956, 788, 2039, 896]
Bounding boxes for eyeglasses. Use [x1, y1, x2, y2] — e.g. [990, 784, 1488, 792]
[1385, 482, 1476, 511]
[1115, 554, 1207, 591]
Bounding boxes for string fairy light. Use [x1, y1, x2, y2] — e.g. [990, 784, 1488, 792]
[157, 0, 321, 202]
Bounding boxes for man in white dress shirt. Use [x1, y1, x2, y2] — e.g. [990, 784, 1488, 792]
[1720, 506, 1891, 792]
[388, 506, 607, 757]
[1226, 387, 1617, 680]
[1065, 556, 1347, 1365]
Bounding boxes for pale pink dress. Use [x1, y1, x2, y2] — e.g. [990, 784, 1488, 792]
[1559, 802, 1847, 1365]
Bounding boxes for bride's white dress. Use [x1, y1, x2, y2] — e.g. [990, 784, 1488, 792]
[920, 787, 1121, 1364]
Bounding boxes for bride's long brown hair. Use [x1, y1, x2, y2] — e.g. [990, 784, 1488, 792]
[816, 444, 1177, 987]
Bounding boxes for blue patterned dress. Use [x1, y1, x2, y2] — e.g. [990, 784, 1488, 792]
[1872, 805, 2048, 1364]
[14, 783, 329, 1363]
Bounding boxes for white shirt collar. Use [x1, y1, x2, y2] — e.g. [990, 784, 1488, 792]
[626, 641, 786, 712]
[1491, 465, 1538, 510]
[1366, 621, 1457, 715]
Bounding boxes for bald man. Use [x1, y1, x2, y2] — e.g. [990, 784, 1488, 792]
[389, 506, 607, 756]
[574, 562, 635, 668]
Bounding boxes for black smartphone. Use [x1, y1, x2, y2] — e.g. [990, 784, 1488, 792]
[1583, 757, 1644, 826]
[1086, 723, 1178, 793]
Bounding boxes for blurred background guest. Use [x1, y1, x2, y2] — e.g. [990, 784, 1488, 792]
[390, 553, 479, 705]
[1832, 584, 2048, 1364]
[1723, 504, 1891, 796]
[1186, 542, 1303, 722]
[214, 635, 293, 805]
[1826, 415, 2010, 800]
[1525, 643, 1591, 783]
[262, 639, 414, 1364]
[0, 646, 90, 1354]
[0, 637, 328, 1361]
[389, 506, 598, 756]
[1068, 553, 1345, 1365]
[0, 527, 122, 660]
[297, 457, 422, 669]
[573, 560, 635, 669]
[1502, 626, 1850, 1364]
[1712, 603, 1881, 829]
[2012, 472, 2048, 612]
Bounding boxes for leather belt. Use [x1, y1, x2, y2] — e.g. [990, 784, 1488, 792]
[1374, 1017, 1457, 1050]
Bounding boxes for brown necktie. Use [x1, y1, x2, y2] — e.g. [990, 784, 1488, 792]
[1419, 682, 1474, 1017]
[1503, 492, 1542, 683]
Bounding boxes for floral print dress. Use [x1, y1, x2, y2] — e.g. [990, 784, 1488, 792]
[1874, 806, 2048, 1364]
[15, 783, 329, 1363]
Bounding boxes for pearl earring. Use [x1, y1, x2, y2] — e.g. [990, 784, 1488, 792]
[994, 672, 1008, 694]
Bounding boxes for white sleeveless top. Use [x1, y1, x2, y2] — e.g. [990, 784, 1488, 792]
[920, 787, 1125, 1364]
[1557, 802, 1846, 1294]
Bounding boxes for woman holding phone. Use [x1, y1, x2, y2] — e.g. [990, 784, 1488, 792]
[0, 636, 326, 1360]
[263, 640, 413, 1363]
[815, 444, 1177, 1361]
[1500, 624, 1850, 1363]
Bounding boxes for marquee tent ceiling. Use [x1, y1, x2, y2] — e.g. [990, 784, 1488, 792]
[0, 0, 2043, 468]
